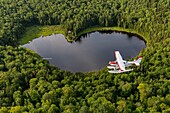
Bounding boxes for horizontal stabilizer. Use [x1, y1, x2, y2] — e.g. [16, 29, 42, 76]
[127, 56, 142, 66]
[134, 56, 142, 66]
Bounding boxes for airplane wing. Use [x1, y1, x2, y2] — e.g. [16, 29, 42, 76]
[115, 51, 126, 71]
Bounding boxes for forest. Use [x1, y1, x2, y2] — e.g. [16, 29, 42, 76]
[0, 0, 170, 112]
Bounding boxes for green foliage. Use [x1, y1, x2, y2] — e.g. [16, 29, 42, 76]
[0, 0, 170, 112]
[0, 0, 169, 44]
[19, 25, 66, 44]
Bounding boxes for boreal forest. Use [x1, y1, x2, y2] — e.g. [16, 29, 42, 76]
[0, 0, 170, 112]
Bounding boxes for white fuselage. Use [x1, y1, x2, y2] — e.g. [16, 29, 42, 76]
[107, 51, 142, 73]
[108, 61, 132, 68]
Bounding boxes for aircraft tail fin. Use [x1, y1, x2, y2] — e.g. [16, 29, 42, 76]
[134, 56, 142, 66]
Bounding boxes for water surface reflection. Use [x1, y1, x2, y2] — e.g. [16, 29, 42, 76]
[23, 31, 146, 72]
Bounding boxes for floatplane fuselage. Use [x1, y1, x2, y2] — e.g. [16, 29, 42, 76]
[107, 51, 142, 73]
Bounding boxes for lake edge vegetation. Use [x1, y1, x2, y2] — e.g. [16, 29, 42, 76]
[19, 25, 66, 44]
[20, 25, 147, 44]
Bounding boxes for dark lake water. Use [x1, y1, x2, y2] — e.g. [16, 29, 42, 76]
[23, 31, 146, 72]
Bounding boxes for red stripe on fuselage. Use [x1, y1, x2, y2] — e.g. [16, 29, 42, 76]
[109, 61, 117, 65]
[138, 56, 142, 59]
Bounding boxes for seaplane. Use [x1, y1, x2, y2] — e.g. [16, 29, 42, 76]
[107, 51, 142, 73]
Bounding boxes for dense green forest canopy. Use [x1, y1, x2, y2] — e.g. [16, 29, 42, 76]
[0, 0, 170, 112]
[0, 0, 170, 45]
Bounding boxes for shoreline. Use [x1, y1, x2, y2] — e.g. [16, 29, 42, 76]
[20, 25, 147, 44]
[77, 26, 147, 43]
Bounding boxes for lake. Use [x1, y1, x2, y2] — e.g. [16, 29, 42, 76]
[23, 31, 146, 72]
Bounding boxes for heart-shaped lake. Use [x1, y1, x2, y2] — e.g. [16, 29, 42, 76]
[23, 31, 146, 72]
